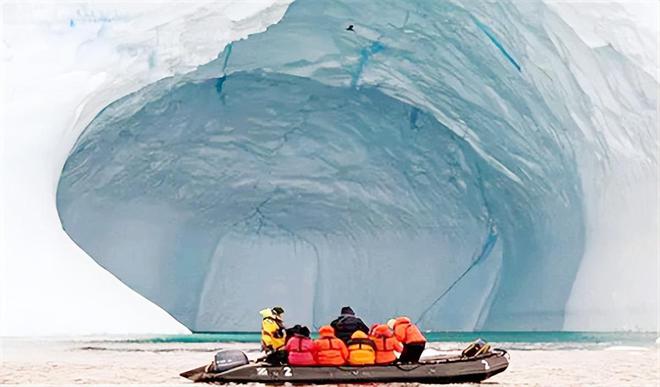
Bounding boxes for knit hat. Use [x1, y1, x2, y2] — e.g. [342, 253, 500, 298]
[340, 306, 355, 315]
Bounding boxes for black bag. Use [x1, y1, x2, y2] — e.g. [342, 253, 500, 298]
[461, 339, 491, 358]
[264, 350, 288, 365]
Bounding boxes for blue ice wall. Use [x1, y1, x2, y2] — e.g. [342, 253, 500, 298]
[57, 0, 591, 331]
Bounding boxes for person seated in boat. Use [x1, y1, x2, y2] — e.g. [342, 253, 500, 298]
[347, 330, 376, 365]
[370, 323, 403, 365]
[330, 306, 370, 344]
[388, 317, 426, 363]
[284, 324, 304, 344]
[285, 326, 317, 366]
[259, 306, 287, 365]
[315, 325, 349, 366]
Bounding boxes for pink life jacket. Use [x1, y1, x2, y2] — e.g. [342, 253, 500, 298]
[285, 335, 317, 366]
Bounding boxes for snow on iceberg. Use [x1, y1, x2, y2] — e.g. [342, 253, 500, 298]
[56, 0, 658, 331]
[1, 0, 291, 336]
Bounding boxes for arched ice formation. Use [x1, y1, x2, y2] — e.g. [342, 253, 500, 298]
[57, 0, 658, 331]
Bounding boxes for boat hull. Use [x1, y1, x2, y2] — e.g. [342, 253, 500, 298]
[181, 351, 509, 384]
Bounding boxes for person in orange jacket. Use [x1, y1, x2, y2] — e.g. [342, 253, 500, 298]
[369, 324, 403, 365]
[347, 330, 376, 365]
[388, 317, 426, 363]
[314, 325, 349, 366]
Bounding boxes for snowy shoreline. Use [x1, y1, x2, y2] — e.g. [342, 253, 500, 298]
[1, 338, 658, 385]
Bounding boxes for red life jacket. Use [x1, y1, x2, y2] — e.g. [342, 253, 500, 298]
[285, 335, 317, 366]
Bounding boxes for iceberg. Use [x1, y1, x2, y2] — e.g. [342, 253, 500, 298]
[54, 0, 657, 331]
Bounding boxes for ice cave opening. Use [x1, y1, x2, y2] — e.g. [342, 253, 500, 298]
[56, 0, 657, 331]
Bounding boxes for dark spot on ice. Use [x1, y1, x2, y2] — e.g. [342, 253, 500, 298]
[410, 107, 420, 131]
[215, 76, 227, 96]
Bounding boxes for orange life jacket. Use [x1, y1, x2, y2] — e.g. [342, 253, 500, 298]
[347, 331, 376, 365]
[314, 325, 349, 366]
[392, 317, 426, 344]
[370, 324, 403, 364]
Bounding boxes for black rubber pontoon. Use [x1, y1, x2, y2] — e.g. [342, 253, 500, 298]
[181, 349, 509, 384]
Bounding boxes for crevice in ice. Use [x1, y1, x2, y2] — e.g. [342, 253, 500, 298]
[221, 43, 233, 72]
[215, 77, 227, 97]
[416, 219, 499, 325]
[409, 107, 420, 131]
[244, 196, 274, 235]
[231, 189, 324, 326]
[214, 43, 233, 97]
[351, 41, 385, 88]
[415, 155, 501, 327]
[473, 258, 502, 329]
[471, 15, 521, 72]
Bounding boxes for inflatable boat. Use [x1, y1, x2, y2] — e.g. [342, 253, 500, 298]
[181, 348, 509, 384]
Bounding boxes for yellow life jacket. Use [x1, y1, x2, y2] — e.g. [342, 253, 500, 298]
[347, 331, 375, 365]
[260, 308, 286, 351]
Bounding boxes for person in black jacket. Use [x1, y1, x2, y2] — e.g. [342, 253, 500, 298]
[330, 306, 369, 344]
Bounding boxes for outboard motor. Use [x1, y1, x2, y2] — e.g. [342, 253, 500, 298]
[210, 350, 249, 373]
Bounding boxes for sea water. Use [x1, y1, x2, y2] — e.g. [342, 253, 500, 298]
[1, 332, 658, 386]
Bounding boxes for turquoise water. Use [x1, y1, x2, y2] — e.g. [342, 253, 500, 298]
[133, 331, 658, 347]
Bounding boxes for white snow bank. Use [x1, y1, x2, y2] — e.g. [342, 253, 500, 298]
[545, 0, 659, 81]
[0, 0, 289, 336]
